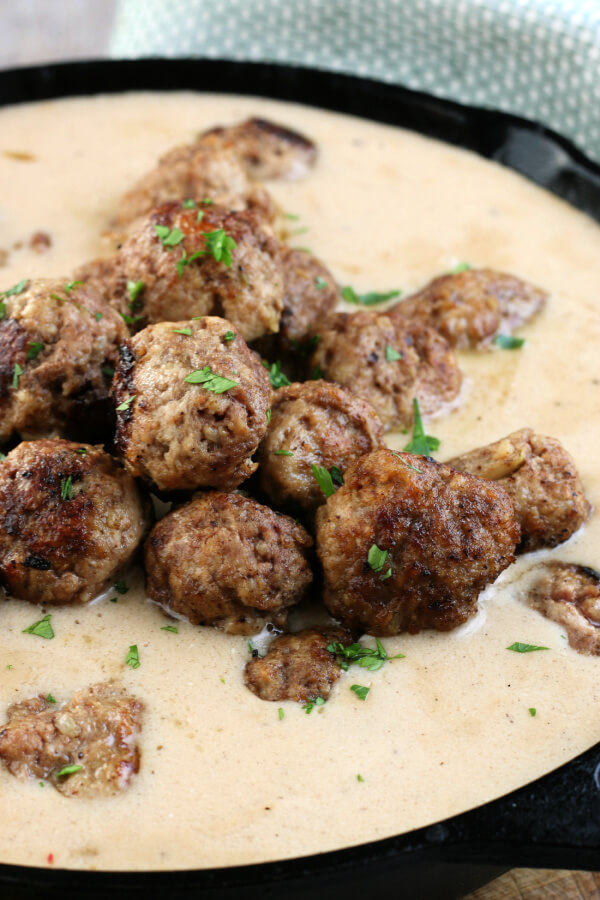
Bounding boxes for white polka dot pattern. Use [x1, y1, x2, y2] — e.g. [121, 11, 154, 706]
[109, 0, 600, 163]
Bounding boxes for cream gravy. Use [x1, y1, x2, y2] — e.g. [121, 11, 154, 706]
[0, 92, 600, 871]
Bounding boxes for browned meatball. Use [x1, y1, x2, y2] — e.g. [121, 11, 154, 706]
[447, 429, 590, 552]
[113, 317, 271, 493]
[0, 439, 149, 605]
[244, 628, 349, 702]
[257, 380, 383, 514]
[144, 491, 313, 634]
[0, 683, 143, 797]
[389, 268, 547, 349]
[200, 118, 317, 181]
[79, 202, 285, 343]
[316, 448, 519, 635]
[0, 277, 127, 445]
[526, 562, 600, 656]
[308, 311, 462, 430]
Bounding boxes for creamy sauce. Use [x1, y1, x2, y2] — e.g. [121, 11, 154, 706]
[1, 92, 600, 872]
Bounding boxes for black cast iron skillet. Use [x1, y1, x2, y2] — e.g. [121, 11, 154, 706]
[0, 59, 599, 900]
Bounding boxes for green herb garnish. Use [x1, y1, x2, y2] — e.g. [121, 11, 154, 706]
[529, 707, 537, 717]
[311, 464, 336, 498]
[154, 224, 185, 247]
[266, 408, 271, 424]
[116, 395, 136, 411]
[202, 228, 236, 266]
[56, 764, 82, 777]
[0, 302, 5, 320]
[403, 398, 440, 456]
[274, 449, 294, 456]
[46, 693, 57, 704]
[391, 450, 423, 474]
[161, 625, 178, 634]
[507, 642, 549, 653]
[315, 276, 328, 290]
[26, 341, 44, 360]
[351, 684, 370, 701]
[102, 366, 115, 378]
[449, 262, 471, 274]
[60, 476, 73, 501]
[223, 330, 236, 341]
[94, 312, 103, 321]
[356, 774, 365, 782]
[341, 285, 401, 306]
[126, 644, 140, 669]
[184, 366, 238, 393]
[278, 708, 285, 720]
[493, 334, 525, 350]
[120, 312, 143, 326]
[12, 363, 23, 389]
[127, 280, 145, 308]
[183, 198, 197, 209]
[4, 279, 27, 297]
[368, 544, 392, 581]
[385, 345, 403, 362]
[22, 614, 54, 640]
[64, 280, 83, 293]
[172, 327, 192, 336]
[303, 697, 325, 714]
[327, 637, 404, 672]
[114, 580, 129, 595]
[262, 360, 291, 389]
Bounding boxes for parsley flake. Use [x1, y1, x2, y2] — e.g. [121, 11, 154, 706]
[176, 247, 206, 277]
[285, 212, 300, 221]
[120, 312, 143, 326]
[303, 697, 325, 714]
[385, 345, 403, 362]
[46, 693, 57, 704]
[356, 774, 365, 782]
[185, 366, 238, 393]
[94, 312, 103, 322]
[315, 276, 328, 290]
[341, 285, 401, 306]
[507, 642, 549, 653]
[0, 302, 5, 320]
[161, 625, 178, 634]
[327, 637, 404, 671]
[127, 280, 145, 308]
[22, 614, 54, 640]
[26, 341, 44, 360]
[391, 450, 423, 475]
[56, 764, 82, 778]
[64, 280, 83, 293]
[266, 408, 271, 424]
[202, 228, 237, 267]
[182, 198, 197, 209]
[368, 544, 392, 580]
[154, 224, 185, 247]
[4, 279, 27, 297]
[12, 363, 23, 389]
[172, 327, 192, 336]
[493, 334, 526, 350]
[60, 476, 73, 501]
[201, 198, 213, 205]
[449, 262, 471, 274]
[403, 398, 440, 456]
[223, 330, 236, 341]
[126, 644, 140, 669]
[351, 684, 370, 701]
[278, 707, 285, 720]
[114, 580, 129, 595]
[274, 449, 294, 456]
[529, 707, 537, 717]
[116, 395, 136, 411]
[75, 447, 88, 455]
[262, 360, 291, 389]
[311, 464, 336, 498]
[330, 465, 343, 486]
[102, 366, 115, 378]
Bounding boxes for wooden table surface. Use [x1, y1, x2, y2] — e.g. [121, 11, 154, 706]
[0, 3, 598, 899]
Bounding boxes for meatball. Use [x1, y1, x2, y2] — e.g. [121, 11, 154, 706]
[0, 277, 127, 445]
[526, 562, 600, 656]
[316, 448, 519, 635]
[0, 682, 143, 797]
[113, 317, 271, 493]
[308, 311, 462, 430]
[200, 117, 317, 181]
[0, 439, 149, 605]
[389, 268, 547, 349]
[447, 429, 590, 552]
[144, 491, 314, 634]
[257, 380, 383, 514]
[79, 202, 285, 343]
[244, 628, 350, 702]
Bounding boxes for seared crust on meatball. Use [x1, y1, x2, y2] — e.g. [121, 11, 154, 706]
[0, 682, 143, 797]
[279, 247, 338, 344]
[144, 491, 314, 634]
[0, 278, 127, 444]
[448, 429, 590, 552]
[309, 311, 462, 430]
[0, 439, 149, 605]
[244, 628, 349, 702]
[390, 268, 547, 349]
[201, 118, 317, 181]
[526, 561, 600, 655]
[80, 202, 285, 343]
[316, 448, 519, 635]
[113, 317, 271, 493]
[257, 380, 383, 514]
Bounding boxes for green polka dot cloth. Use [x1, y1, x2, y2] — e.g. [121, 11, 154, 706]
[110, 0, 600, 163]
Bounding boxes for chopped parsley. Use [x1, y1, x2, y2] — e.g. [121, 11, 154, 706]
[330, 465, 343, 486]
[22, 614, 54, 640]
[161, 625, 178, 634]
[201, 198, 213, 205]
[356, 774, 365, 782]
[183, 198, 197, 209]
[64, 280, 83, 293]
[12, 363, 23, 389]
[274, 449, 294, 456]
[102, 366, 115, 378]
[507, 642, 549, 653]
[120, 312, 143, 326]
[56, 764, 82, 778]
[75, 447, 88, 455]
[262, 360, 291, 389]
[449, 262, 471, 274]
[493, 334, 526, 350]
[3, 278, 27, 297]
[116, 395, 136, 411]
[176, 247, 206, 277]
[46, 693, 57, 704]
[266, 408, 271, 424]
[114, 580, 129, 595]
[154, 224, 185, 247]
[385, 345, 403, 362]
[327, 637, 404, 671]
[196, 210, 204, 222]
[26, 341, 44, 360]
[94, 312, 103, 322]
[60, 476, 73, 501]
[172, 327, 192, 336]
[126, 644, 140, 669]
[310, 364, 324, 380]
[285, 212, 300, 221]
[311, 464, 337, 498]
[0, 302, 5, 320]
[391, 450, 423, 475]
[127, 280, 145, 308]
[351, 684, 370, 701]
[184, 366, 238, 393]
[202, 228, 237, 266]
[223, 330, 236, 341]
[341, 285, 401, 306]
[278, 708, 285, 720]
[403, 398, 440, 456]
[303, 697, 325, 714]
[315, 276, 328, 290]
[368, 544, 392, 581]
[529, 707, 537, 717]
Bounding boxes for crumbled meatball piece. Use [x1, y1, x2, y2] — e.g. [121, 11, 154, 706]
[200, 117, 317, 181]
[447, 429, 590, 552]
[79, 202, 285, 343]
[0, 278, 128, 445]
[144, 491, 313, 634]
[389, 268, 547, 349]
[316, 448, 519, 635]
[28, 231, 52, 253]
[526, 561, 600, 655]
[0, 439, 150, 605]
[244, 628, 350, 702]
[257, 380, 383, 514]
[308, 311, 462, 430]
[0, 682, 143, 797]
[113, 317, 271, 493]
